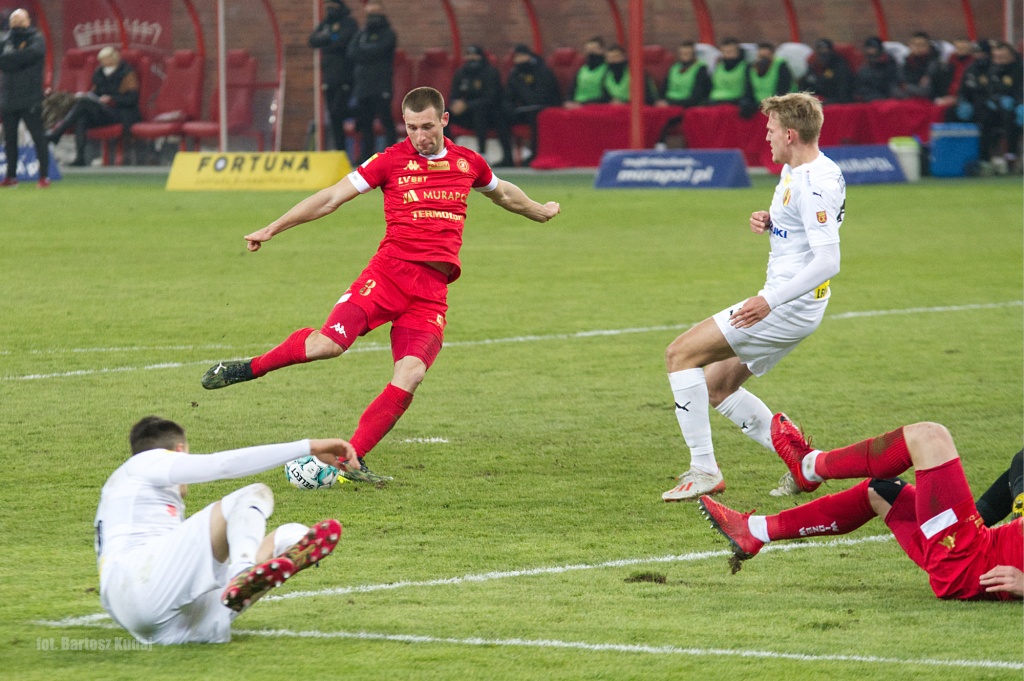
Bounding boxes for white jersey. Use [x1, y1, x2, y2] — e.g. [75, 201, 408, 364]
[764, 153, 845, 303]
[94, 449, 188, 569]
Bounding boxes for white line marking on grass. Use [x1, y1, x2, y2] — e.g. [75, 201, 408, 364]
[262, 534, 893, 602]
[4, 301, 1020, 381]
[34, 615, 1021, 670]
[401, 437, 450, 444]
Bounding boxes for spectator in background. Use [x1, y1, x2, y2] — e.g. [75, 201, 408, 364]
[0, 8, 49, 187]
[565, 36, 607, 108]
[895, 31, 950, 100]
[449, 44, 513, 167]
[745, 42, 794, 103]
[854, 36, 898, 101]
[708, 37, 748, 105]
[347, 0, 397, 164]
[46, 46, 140, 167]
[504, 44, 561, 162]
[599, 44, 658, 105]
[942, 38, 979, 106]
[309, 0, 359, 151]
[800, 38, 853, 104]
[658, 41, 711, 107]
[980, 41, 1022, 172]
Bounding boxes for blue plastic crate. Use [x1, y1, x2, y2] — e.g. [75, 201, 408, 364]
[929, 123, 979, 178]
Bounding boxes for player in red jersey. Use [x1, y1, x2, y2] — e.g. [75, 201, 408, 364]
[201, 87, 559, 482]
[699, 414, 1023, 600]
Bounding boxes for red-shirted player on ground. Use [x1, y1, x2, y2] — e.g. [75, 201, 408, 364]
[699, 413, 1024, 601]
[200, 87, 560, 482]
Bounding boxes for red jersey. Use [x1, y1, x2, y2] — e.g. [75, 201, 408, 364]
[350, 138, 497, 282]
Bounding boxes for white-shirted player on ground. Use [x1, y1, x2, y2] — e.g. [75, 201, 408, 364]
[94, 416, 359, 644]
[662, 92, 846, 502]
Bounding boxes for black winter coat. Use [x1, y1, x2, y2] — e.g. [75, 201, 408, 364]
[0, 26, 45, 111]
[347, 16, 396, 100]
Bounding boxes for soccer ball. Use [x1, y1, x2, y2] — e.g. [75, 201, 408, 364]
[284, 455, 341, 490]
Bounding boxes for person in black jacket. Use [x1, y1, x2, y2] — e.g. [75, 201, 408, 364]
[450, 44, 513, 166]
[309, 0, 358, 151]
[46, 46, 141, 166]
[503, 44, 560, 161]
[800, 38, 853, 104]
[0, 8, 49, 187]
[854, 36, 898, 101]
[347, 1, 396, 164]
[895, 32, 951, 101]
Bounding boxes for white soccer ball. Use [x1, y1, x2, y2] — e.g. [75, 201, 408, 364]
[284, 455, 340, 490]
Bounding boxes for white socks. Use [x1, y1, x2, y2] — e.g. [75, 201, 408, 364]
[715, 388, 774, 452]
[273, 523, 309, 556]
[222, 483, 275, 577]
[748, 515, 770, 543]
[803, 450, 824, 482]
[669, 368, 717, 474]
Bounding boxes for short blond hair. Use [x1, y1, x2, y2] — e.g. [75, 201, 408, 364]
[761, 92, 823, 144]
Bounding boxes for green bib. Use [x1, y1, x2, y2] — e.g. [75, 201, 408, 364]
[749, 58, 793, 102]
[603, 69, 631, 101]
[709, 60, 747, 102]
[665, 60, 706, 101]
[573, 63, 608, 103]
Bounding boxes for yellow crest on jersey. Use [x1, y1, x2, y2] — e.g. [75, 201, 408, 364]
[782, 188, 791, 206]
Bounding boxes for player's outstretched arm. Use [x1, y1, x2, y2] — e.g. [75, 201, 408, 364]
[309, 438, 360, 472]
[245, 176, 361, 252]
[483, 179, 560, 223]
[979, 565, 1024, 597]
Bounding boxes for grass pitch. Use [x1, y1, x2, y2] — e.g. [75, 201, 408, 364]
[0, 171, 1021, 680]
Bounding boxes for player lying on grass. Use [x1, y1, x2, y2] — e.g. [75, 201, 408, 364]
[94, 416, 359, 644]
[200, 86, 559, 484]
[699, 414, 1023, 600]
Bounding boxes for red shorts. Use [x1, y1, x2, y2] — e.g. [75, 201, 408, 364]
[885, 458, 1023, 600]
[320, 254, 447, 362]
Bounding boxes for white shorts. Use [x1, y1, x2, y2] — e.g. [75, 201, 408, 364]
[712, 296, 827, 377]
[100, 503, 233, 645]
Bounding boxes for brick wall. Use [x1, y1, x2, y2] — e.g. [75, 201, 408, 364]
[37, 0, 1015, 150]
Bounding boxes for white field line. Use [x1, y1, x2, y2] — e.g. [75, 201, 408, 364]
[3, 301, 1021, 382]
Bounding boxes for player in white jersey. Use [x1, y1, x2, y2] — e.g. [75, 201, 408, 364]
[662, 92, 846, 502]
[94, 416, 359, 644]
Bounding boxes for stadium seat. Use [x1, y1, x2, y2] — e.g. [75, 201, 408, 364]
[831, 42, 863, 72]
[694, 43, 722, 70]
[182, 50, 263, 152]
[130, 50, 205, 152]
[87, 49, 155, 165]
[414, 48, 456, 95]
[56, 49, 97, 94]
[547, 46, 582, 98]
[642, 45, 673, 90]
[775, 42, 812, 80]
[883, 41, 910, 66]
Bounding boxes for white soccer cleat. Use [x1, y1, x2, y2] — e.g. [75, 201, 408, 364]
[768, 472, 806, 497]
[662, 468, 726, 502]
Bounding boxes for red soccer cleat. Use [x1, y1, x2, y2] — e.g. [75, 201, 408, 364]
[0, 178, 18, 188]
[37, 178, 51, 188]
[699, 495, 764, 572]
[771, 413, 821, 493]
[221, 557, 296, 612]
[279, 519, 342, 573]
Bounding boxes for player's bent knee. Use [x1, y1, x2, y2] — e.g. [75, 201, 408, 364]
[867, 477, 906, 517]
[222, 482, 275, 520]
[904, 422, 957, 466]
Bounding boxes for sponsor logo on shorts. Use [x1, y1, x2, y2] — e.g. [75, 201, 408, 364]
[405, 160, 422, 171]
[359, 279, 377, 296]
[939, 532, 957, 550]
[457, 158, 470, 173]
[429, 313, 446, 330]
[330, 323, 348, 338]
[816, 210, 828, 223]
[428, 160, 450, 171]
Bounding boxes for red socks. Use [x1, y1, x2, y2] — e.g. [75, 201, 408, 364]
[767, 480, 875, 540]
[814, 427, 911, 480]
[350, 383, 414, 457]
[251, 328, 315, 378]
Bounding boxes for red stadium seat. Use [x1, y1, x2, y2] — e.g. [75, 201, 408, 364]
[414, 48, 456, 95]
[130, 50, 205, 148]
[547, 46, 582, 98]
[56, 49, 97, 94]
[831, 42, 863, 72]
[182, 50, 263, 151]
